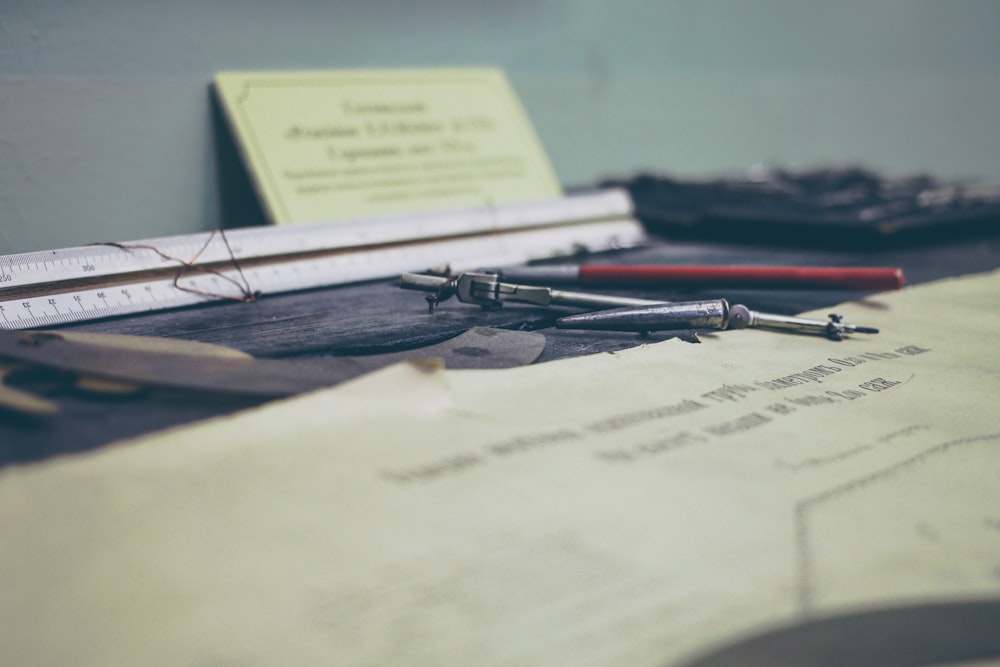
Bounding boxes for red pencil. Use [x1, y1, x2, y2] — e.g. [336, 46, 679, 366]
[484, 265, 905, 291]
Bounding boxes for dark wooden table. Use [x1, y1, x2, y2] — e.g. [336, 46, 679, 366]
[4, 227, 1000, 467]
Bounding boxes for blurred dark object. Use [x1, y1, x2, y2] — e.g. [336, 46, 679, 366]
[602, 166, 1000, 249]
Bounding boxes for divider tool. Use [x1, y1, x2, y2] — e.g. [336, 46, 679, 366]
[400, 271, 879, 340]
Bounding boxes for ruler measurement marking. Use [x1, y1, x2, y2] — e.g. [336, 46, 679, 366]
[5, 191, 632, 286]
[0, 193, 642, 329]
[2, 213, 623, 301]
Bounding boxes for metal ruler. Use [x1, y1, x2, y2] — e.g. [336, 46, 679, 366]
[0, 189, 644, 330]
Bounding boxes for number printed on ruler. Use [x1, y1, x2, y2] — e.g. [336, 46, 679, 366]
[0, 279, 211, 329]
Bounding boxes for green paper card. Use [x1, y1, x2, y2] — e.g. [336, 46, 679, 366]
[214, 68, 562, 225]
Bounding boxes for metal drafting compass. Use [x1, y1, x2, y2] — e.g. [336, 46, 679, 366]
[400, 271, 879, 341]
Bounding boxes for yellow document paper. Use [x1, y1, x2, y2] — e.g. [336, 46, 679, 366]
[2, 272, 1000, 666]
[214, 68, 561, 224]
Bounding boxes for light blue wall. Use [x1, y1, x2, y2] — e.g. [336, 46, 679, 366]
[2, 0, 999, 254]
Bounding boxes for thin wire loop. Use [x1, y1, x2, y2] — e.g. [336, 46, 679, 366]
[94, 229, 258, 303]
